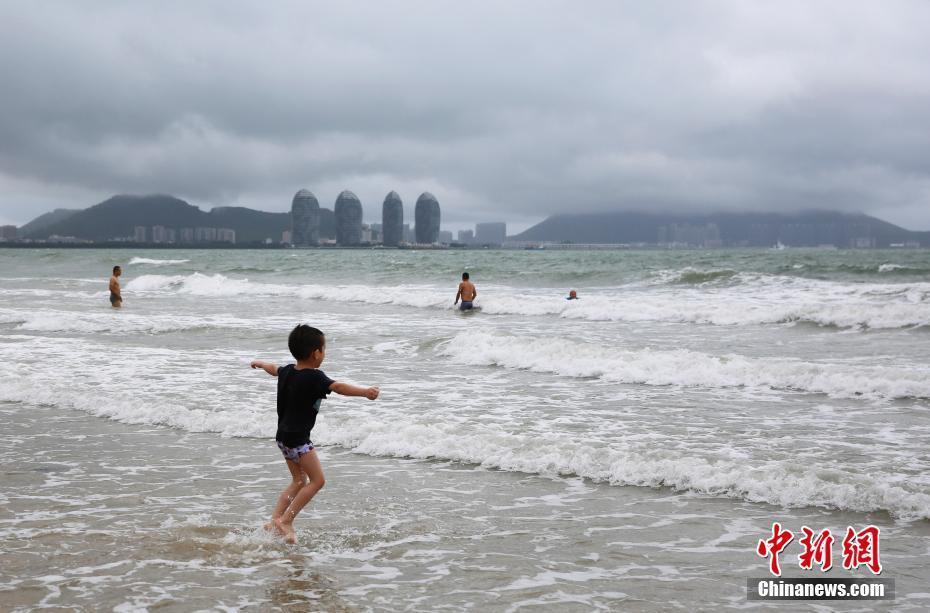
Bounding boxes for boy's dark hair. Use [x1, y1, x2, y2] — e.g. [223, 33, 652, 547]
[113, 265, 121, 273]
[288, 324, 325, 360]
[462, 272, 469, 280]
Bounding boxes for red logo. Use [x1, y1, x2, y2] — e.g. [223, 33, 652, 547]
[842, 525, 882, 574]
[756, 522, 794, 576]
[757, 523, 882, 576]
[798, 526, 834, 572]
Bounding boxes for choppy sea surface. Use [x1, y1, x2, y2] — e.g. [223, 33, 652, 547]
[1, 247, 929, 611]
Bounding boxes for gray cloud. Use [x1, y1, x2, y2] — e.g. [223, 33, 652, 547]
[1, 0, 929, 230]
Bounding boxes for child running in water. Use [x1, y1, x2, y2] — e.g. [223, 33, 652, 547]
[251, 324, 379, 544]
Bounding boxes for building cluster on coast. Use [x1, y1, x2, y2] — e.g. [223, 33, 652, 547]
[287, 189, 507, 248]
[0, 221, 240, 246]
[132, 225, 237, 245]
[0, 191, 509, 248]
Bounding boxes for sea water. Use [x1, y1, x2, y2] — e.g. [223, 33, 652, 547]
[1, 248, 929, 611]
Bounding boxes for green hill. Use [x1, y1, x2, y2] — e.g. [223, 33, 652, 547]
[18, 208, 80, 237]
[24, 194, 337, 243]
[514, 210, 929, 247]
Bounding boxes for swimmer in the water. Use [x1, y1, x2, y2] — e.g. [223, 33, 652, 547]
[455, 272, 477, 311]
[109, 265, 122, 308]
[566, 289, 578, 300]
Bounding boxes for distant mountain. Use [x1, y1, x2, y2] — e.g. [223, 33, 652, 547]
[29, 194, 203, 241]
[513, 210, 929, 247]
[23, 194, 337, 243]
[18, 208, 80, 237]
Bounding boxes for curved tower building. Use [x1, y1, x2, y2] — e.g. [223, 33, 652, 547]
[414, 192, 440, 244]
[381, 191, 404, 246]
[290, 189, 321, 246]
[334, 190, 363, 246]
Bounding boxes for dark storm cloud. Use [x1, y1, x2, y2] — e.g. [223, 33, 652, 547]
[1, 0, 929, 229]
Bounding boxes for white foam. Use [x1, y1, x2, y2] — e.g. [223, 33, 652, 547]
[122, 272, 930, 330]
[0, 307, 279, 335]
[126, 273, 452, 308]
[0, 336, 271, 438]
[128, 257, 190, 266]
[313, 414, 930, 521]
[438, 331, 930, 400]
[2, 335, 928, 521]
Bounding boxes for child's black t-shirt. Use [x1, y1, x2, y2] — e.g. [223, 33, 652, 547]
[275, 365, 335, 446]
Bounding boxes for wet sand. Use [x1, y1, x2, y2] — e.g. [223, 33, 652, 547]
[2, 400, 929, 611]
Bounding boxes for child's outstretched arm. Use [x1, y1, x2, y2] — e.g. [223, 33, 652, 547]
[250, 360, 279, 376]
[330, 381, 379, 400]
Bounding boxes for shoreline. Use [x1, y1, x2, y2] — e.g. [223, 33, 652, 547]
[3, 400, 929, 611]
[4, 244, 929, 251]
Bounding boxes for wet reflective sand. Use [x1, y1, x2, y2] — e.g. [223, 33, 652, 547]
[3, 401, 928, 611]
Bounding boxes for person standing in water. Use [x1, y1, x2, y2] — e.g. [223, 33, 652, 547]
[455, 272, 477, 311]
[109, 265, 122, 308]
[251, 324, 379, 544]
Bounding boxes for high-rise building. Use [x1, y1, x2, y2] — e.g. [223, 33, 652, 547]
[217, 228, 236, 244]
[457, 229, 474, 244]
[180, 228, 194, 243]
[151, 225, 168, 243]
[414, 192, 440, 244]
[0, 225, 18, 240]
[195, 227, 218, 242]
[403, 224, 414, 243]
[475, 222, 507, 245]
[381, 191, 404, 246]
[335, 190, 363, 245]
[438, 230, 453, 244]
[134, 226, 147, 243]
[291, 189, 321, 246]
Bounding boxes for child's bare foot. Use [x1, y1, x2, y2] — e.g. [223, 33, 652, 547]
[263, 520, 277, 533]
[273, 517, 297, 544]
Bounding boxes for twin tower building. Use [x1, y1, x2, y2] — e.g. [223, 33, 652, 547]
[291, 189, 440, 246]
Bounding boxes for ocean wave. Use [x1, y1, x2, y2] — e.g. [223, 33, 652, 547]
[795, 262, 930, 276]
[122, 273, 930, 330]
[665, 269, 739, 285]
[481, 280, 930, 329]
[0, 371, 268, 439]
[2, 337, 927, 520]
[0, 307, 276, 334]
[316, 416, 930, 521]
[5, 366, 925, 519]
[125, 273, 452, 307]
[874, 263, 930, 275]
[437, 331, 930, 400]
[128, 257, 191, 266]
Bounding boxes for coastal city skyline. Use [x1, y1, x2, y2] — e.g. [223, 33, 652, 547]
[3, 187, 925, 249]
[0, 189, 512, 247]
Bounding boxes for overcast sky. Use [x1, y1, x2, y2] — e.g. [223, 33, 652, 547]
[1, 1, 929, 231]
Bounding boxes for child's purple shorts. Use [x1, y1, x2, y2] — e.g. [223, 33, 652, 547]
[276, 440, 314, 462]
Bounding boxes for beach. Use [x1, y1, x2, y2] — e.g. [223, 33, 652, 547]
[2, 247, 930, 611]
